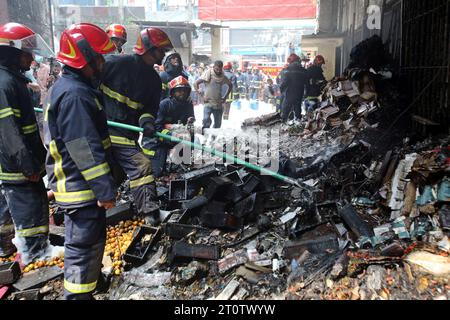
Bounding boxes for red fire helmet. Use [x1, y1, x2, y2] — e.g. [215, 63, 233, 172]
[57, 23, 115, 69]
[106, 24, 127, 43]
[169, 76, 191, 94]
[134, 27, 174, 56]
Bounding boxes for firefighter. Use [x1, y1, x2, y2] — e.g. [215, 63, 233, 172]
[143, 76, 195, 178]
[263, 77, 277, 106]
[236, 70, 248, 100]
[280, 54, 307, 123]
[222, 62, 237, 120]
[245, 68, 253, 100]
[100, 27, 174, 224]
[159, 52, 189, 100]
[250, 68, 263, 100]
[304, 55, 327, 116]
[44, 23, 117, 300]
[0, 23, 50, 265]
[106, 24, 127, 54]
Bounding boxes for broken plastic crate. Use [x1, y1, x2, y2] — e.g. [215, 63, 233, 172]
[106, 202, 133, 226]
[164, 223, 209, 240]
[200, 201, 243, 230]
[169, 180, 189, 201]
[181, 195, 209, 211]
[124, 226, 162, 265]
[233, 193, 265, 222]
[0, 261, 21, 285]
[169, 240, 220, 262]
[204, 176, 234, 201]
[338, 204, 375, 239]
[223, 171, 244, 185]
[10, 288, 41, 300]
[242, 175, 261, 194]
[182, 164, 218, 182]
[224, 184, 246, 204]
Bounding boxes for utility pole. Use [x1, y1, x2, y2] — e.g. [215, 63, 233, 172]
[187, 0, 194, 65]
[187, 0, 194, 21]
[118, 0, 125, 24]
[48, 0, 55, 52]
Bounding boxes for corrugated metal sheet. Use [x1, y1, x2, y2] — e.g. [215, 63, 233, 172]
[401, 0, 449, 134]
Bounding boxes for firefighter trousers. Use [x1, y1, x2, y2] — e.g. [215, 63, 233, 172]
[111, 145, 159, 215]
[281, 98, 303, 122]
[0, 180, 49, 264]
[64, 205, 105, 300]
[150, 146, 170, 179]
[0, 190, 15, 257]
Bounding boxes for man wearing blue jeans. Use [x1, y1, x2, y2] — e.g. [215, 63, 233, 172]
[202, 106, 224, 129]
[195, 60, 232, 131]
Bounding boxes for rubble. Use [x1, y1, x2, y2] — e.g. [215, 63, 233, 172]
[2, 37, 449, 302]
[175, 261, 209, 285]
[213, 279, 240, 300]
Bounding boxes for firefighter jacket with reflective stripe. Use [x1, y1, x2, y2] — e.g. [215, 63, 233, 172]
[224, 71, 237, 87]
[224, 70, 237, 100]
[280, 62, 307, 105]
[43, 67, 116, 209]
[250, 74, 263, 89]
[101, 54, 160, 144]
[143, 97, 195, 153]
[0, 65, 46, 183]
[305, 65, 326, 98]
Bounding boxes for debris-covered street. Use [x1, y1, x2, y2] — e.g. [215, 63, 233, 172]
[0, 0, 448, 305]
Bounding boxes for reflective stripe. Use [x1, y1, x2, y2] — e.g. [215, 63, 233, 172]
[161, 83, 168, 90]
[94, 98, 103, 110]
[142, 148, 155, 157]
[22, 123, 37, 134]
[110, 135, 136, 146]
[102, 138, 112, 150]
[100, 84, 143, 110]
[54, 190, 96, 203]
[17, 225, 49, 237]
[0, 171, 27, 182]
[64, 280, 97, 294]
[159, 129, 171, 141]
[49, 141, 66, 193]
[139, 113, 154, 121]
[0, 109, 14, 119]
[0, 107, 21, 119]
[130, 175, 154, 189]
[81, 163, 110, 181]
[44, 103, 50, 122]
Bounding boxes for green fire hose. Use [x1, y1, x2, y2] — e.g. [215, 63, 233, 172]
[34, 107, 314, 191]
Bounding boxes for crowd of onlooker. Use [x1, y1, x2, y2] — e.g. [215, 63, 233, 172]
[179, 54, 326, 126]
